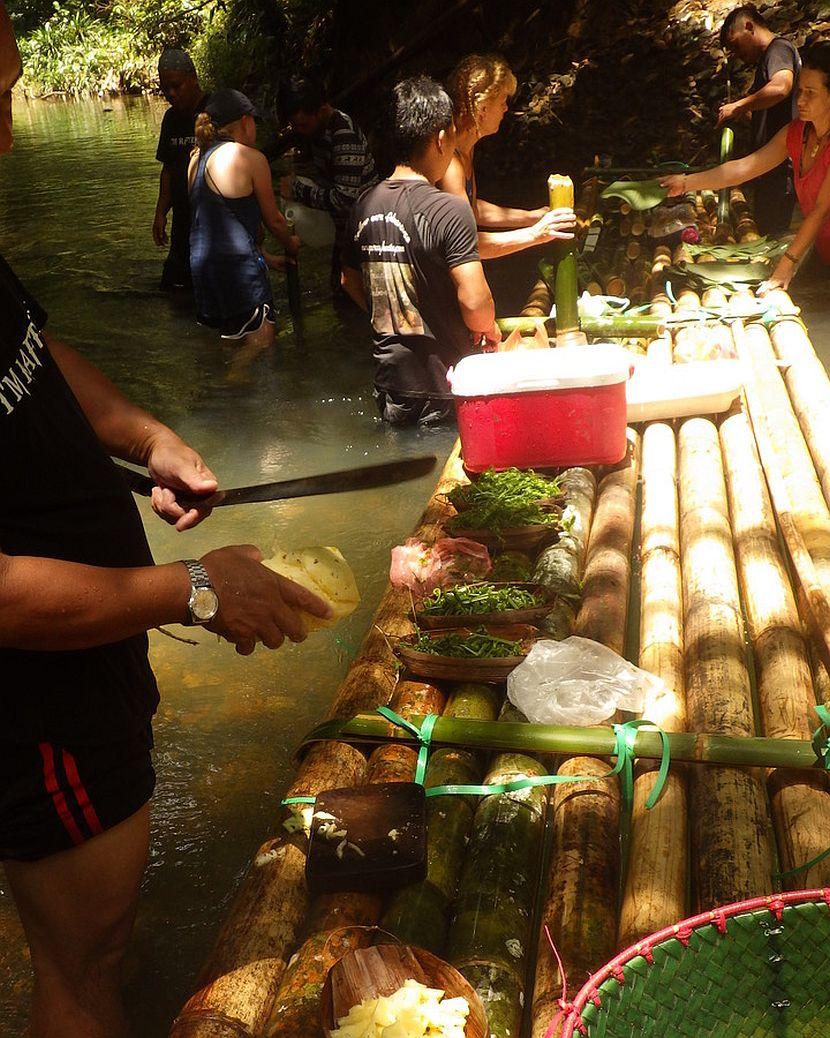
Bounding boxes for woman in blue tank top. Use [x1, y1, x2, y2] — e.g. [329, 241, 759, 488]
[188, 89, 299, 363]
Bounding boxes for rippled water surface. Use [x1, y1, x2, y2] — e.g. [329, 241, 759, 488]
[0, 96, 459, 1036]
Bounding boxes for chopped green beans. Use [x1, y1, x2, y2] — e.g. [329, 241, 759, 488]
[421, 583, 543, 616]
[413, 628, 524, 658]
[448, 467, 563, 533]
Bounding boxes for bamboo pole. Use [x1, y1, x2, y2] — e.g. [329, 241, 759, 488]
[618, 419, 687, 947]
[172, 449, 467, 1037]
[678, 411, 775, 909]
[768, 314, 830, 514]
[721, 403, 830, 889]
[531, 436, 638, 1038]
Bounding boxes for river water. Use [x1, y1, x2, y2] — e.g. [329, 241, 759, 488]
[0, 96, 465, 1035]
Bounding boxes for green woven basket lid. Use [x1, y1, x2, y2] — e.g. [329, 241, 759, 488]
[561, 892, 830, 1037]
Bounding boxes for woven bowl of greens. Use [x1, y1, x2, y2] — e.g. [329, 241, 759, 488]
[447, 468, 567, 554]
[413, 581, 556, 630]
[395, 624, 537, 682]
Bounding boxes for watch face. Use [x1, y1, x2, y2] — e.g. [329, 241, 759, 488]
[191, 587, 219, 622]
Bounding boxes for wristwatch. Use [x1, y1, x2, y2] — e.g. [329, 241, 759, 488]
[182, 559, 219, 626]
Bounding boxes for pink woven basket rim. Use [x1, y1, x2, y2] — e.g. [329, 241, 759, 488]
[559, 887, 830, 1037]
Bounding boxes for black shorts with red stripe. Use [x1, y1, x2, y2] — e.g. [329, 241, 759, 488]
[0, 726, 155, 862]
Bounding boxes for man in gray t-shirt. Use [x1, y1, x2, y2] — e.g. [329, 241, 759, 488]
[341, 77, 500, 426]
[718, 4, 800, 235]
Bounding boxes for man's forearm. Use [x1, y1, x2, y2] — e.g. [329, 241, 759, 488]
[741, 78, 792, 114]
[47, 334, 182, 464]
[156, 166, 173, 215]
[0, 554, 190, 650]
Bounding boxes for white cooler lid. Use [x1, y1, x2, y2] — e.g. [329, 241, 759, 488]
[448, 345, 631, 398]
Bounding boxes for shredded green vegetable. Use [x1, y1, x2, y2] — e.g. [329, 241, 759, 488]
[412, 628, 524, 658]
[448, 468, 563, 533]
[421, 582, 543, 616]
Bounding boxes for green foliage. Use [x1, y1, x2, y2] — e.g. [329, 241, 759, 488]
[18, 2, 155, 95]
[12, 0, 338, 99]
[14, 0, 214, 96]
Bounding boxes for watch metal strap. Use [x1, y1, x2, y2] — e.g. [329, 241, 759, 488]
[183, 558, 212, 590]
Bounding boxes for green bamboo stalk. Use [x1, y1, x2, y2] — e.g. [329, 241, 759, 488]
[549, 175, 584, 345]
[497, 313, 664, 339]
[717, 127, 734, 234]
[299, 714, 823, 771]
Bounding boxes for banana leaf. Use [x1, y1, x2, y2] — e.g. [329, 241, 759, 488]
[685, 237, 787, 261]
[662, 261, 770, 292]
[600, 179, 668, 211]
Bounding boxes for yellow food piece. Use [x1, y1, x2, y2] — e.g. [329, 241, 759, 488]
[331, 978, 469, 1038]
[263, 546, 359, 632]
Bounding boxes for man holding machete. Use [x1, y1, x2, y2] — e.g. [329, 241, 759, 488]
[0, 6, 330, 1035]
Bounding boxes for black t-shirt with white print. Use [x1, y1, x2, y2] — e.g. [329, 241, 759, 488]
[345, 178, 480, 424]
[0, 253, 159, 745]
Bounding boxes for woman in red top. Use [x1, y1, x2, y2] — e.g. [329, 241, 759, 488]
[662, 41, 830, 292]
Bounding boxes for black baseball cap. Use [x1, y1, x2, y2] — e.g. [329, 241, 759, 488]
[205, 88, 258, 126]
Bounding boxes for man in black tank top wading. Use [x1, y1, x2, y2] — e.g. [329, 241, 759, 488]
[0, 7, 331, 1034]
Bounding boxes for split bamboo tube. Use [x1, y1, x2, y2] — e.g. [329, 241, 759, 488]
[531, 437, 638, 1038]
[172, 449, 467, 1038]
[678, 413, 775, 909]
[768, 314, 830, 513]
[720, 405, 830, 889]
[618, 421, 687, 947]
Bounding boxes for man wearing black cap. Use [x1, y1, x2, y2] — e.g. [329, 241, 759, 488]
[153, 49, 207, 290]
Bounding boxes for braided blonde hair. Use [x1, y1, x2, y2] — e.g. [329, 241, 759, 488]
[446, 54, 517, 134]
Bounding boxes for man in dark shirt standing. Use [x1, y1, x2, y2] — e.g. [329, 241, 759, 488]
[279, 78, 378, 294]
[341, 77, 574, 426]
[0, 8, 329, 1035]
[153, 49, 206, 290]
[718, 4, 800, 235]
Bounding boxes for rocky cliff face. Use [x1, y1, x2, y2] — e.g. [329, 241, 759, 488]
[322, 0, 829, 193]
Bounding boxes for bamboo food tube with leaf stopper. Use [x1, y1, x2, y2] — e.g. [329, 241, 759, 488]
[379, 683, 501, 953]
[618, 420, 688, 948]
[548, 174, 585, 346]
[720, 404, 830, 889]
[679, 413, 775, 909]
[448, 753, 549, 1038]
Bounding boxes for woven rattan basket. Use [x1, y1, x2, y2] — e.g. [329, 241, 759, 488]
[558, 890, 830, 1037]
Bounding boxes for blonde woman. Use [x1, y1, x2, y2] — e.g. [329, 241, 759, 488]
[439, 54, 575, 258]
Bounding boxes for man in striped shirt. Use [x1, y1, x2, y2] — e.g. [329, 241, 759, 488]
[279, 78, 378, 293]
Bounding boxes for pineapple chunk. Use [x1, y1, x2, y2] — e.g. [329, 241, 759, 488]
[330, 980, 470, 1037]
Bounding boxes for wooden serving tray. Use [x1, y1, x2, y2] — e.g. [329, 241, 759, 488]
[414, 581, 556, 630]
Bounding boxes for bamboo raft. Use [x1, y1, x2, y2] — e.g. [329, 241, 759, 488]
[170, 183, 830, 1038]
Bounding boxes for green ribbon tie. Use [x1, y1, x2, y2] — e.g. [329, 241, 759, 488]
[375, 706, 438, 786]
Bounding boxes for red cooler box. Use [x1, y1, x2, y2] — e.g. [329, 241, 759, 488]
[449, 347, 630, 472]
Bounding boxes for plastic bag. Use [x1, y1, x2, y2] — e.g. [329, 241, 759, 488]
[506, 636, 664, 726]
